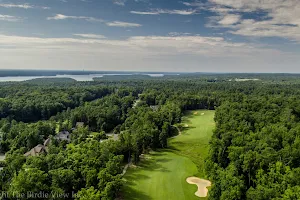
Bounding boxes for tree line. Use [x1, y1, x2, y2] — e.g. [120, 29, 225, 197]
[2, 74, 300, 199]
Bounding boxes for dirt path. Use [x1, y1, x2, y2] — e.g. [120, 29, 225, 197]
[121, 161, 133, 177]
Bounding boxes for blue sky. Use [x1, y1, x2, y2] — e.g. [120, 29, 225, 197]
[0, 0, 299, 72]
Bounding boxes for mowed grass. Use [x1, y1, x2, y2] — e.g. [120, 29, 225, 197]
[122, 110, 215, 200]
[169, 110, 215, 178]
[122, 151, 199, 200]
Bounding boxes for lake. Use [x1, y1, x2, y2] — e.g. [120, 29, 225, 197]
[0, 73, 165, 82]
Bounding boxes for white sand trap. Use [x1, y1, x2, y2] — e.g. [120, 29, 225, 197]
[184, 124, 189, 127]
[186, 177, 211, 198]
[194, 112, 198, 115]
[201, 113, 205, 115]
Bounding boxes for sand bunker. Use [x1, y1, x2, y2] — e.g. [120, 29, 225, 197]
[201, 113, 205, 115]
[194, 112, 198, 115]
[186, 177, 211, 198]
[183, 124, 189, 127]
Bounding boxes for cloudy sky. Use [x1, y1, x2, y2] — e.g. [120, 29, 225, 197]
[0, 0, 299, 72]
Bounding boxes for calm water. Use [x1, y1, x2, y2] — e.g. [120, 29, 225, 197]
[0, 73, 165, 82]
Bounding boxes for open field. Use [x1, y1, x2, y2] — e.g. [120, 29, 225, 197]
[122, 110, 215, 200]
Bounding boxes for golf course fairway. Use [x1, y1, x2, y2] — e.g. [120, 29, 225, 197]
[122, 110, 215, 200]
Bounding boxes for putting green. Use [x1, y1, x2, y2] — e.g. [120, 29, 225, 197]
[122, 110, 215, 200]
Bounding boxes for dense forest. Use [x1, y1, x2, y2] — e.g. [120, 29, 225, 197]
[2, 74, 300, 199]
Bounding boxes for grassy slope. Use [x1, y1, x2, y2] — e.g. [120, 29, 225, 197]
[122, 110, 215, 200]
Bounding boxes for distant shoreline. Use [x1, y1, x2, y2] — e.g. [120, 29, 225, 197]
[0, 69, 183, 78]
[0, 70, 299, 78]
[0, 73, 168, 82]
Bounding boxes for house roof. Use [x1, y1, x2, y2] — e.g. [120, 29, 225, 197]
[44, 138, 51, 146]
[150, 105, 160, 111]
[24, 144, 47, 157]
[76, 122, 84, 127]
[55, 131, 71, 142]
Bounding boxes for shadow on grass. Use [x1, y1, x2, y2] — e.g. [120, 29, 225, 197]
[167, 141, 185, 152]
[121, 151, 173, 199]
[120, 185, 153, 200]
[164, 146, 180, 152]
[178, 126, 196, 137]
[138, 156, 171, 173]
[125, 173, 150, 183]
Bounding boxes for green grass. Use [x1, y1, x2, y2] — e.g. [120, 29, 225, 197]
[55, 120, 69, 133]
[55, 123, 60, 133]
[89, 132, 99, 137]
[169, 110, 215, 178]
[122, 110, 215, 200]
[122, 151, 199, 200]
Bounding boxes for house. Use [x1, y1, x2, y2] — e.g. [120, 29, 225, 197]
[44, 138, 51, 146]
[76, 122, 84, 128]
[24, 136, 54, 157]
[24, 144, 47, 157]
[71, 122, 84, 132]
[24, 131, 72, 157]
[150, 105, 160, 112]
[55, 131, 71, 142]
[106, 133, 119, 141]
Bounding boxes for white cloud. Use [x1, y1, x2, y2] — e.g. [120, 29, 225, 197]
[47, 14, 104, 22]
[0, 3, 33, 9]
[113, 0, 126, 6]
[0, 34, 280, 56]
[0, 3, 49, 9]
[186, 0, 300, 42]
[168, 32, 191, 36]
[47, 14, 141, 28]
[157, 9, 197, 15]
[0, 34, 297, 72]
[73, 34, 106, 39]
[218, 14, 240, 25]
[130, 11, 159, 15]
[134, 0, 149, 2]
[106, 21, 142, 27]
[0, 14, 22, 22]
[230, 20, 300, 41]
[130, 9, 197, 15]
